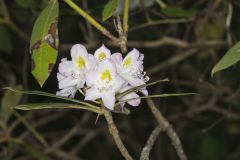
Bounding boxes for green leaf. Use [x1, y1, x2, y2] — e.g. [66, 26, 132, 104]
[116, 93, 198, 105]
[30, 0, 59, 87]
[15, 0, 38, 9]
[162, 6, 197, 17]
[0, 25, 13, 53]
[13, 103, 102, 114]
[3, 87, 99, 110]
[102, 0, 119, 21]
[117, 78, 169, 100]
[1, 85, 22, 121]
[211, 42, 240, 77]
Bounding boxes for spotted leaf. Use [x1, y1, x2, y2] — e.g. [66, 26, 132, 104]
[30, 0, 59, 87]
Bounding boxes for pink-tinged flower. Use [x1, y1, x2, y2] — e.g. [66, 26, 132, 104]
[112, 49, 149, 95]
[94, 44, 111, 61]
[119, 85, 141, 107]
[85, 59, 126, 110]
[56, 44, 95, 97]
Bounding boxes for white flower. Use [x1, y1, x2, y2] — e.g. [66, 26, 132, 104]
[94, 44, 111, 61]
[85, 59, 125, 110]
[111, 49, 149, 95]
[56, 86, 77, 98]
[56, 44, 95, 97]
[71, 44, 95, 74]
[119, 85, 141, 107]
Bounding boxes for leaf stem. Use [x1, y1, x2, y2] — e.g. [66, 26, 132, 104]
[63, 0, 118, 42]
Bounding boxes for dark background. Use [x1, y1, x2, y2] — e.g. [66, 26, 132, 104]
[1, 0, 240, 159]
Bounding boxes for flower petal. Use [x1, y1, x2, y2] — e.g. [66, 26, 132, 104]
[56, 87, 77, 98]
[85, 87, 101, 101]
[111, 52, 123, 64]
[71, 44, 88, 61]
[120, 85, 141, 106]
[58, 59, 75, 75]
[102, 92, 115, 110]
[94, 44, 111, 61]
[85, 71, 98, 86]
[140, 88, 148, 96]
[127, 76, 145, 87]
[122, 92, 141, 107]
[113, 76, 126, 91]
[58, 76, 81, 89]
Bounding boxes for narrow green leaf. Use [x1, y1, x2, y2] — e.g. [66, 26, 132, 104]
[30, 0, 59, 87]
[13, 103, 102, 114]
[162, 6, 197, 17]
[102, 0, 119, 21]
[116, 93, 198, 106]
[13, 111, 48, 146]
[211, 42, 240, 77]
[3, 87, 97, 109]
[116, 78, 169, 100]
[1, 85, 22, 121]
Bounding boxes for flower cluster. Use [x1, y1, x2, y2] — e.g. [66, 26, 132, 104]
[56, 44, 149, 110]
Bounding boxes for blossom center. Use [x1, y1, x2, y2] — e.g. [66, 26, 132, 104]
[123, 57, 132, 68]
[101, 69, 112, 83]
[76, 56, 86, 69]
[98, 52, 107, 60]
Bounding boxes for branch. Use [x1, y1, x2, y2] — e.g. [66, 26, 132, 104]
[139, 126, 163, 160]
[146, 40, 227, 75]
[226, 1, 233, 46]
[147, 49, 198, 75]
[102, 107, 134, 160]
[123, 0, 129, 35]
[146, 99, 187, 160]
[116, 16, 127, 53]
[130, 18, 190, 31]
[64, 0, 118, 42]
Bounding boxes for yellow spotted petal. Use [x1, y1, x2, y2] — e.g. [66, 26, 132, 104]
[76, 56, 86, 69]
[123, 57, 132, 68]
[98, 52, 107, 60]
[101, 69, 112, 82]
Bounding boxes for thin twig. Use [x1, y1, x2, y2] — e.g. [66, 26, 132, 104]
[130, 18, 190, 31]
[147, 49, 198, 75]
[226, 1, 233, 46]
[102, 107, 134, 160]
[123, 0, 129, 35]
[64, 0, 118, 42]
[139, 126, 163, 160]
[108, 37, 189, 48]
[146, 99, 187, 160]
[117, 16, 127, 53]
[45, 125, 79, 153]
